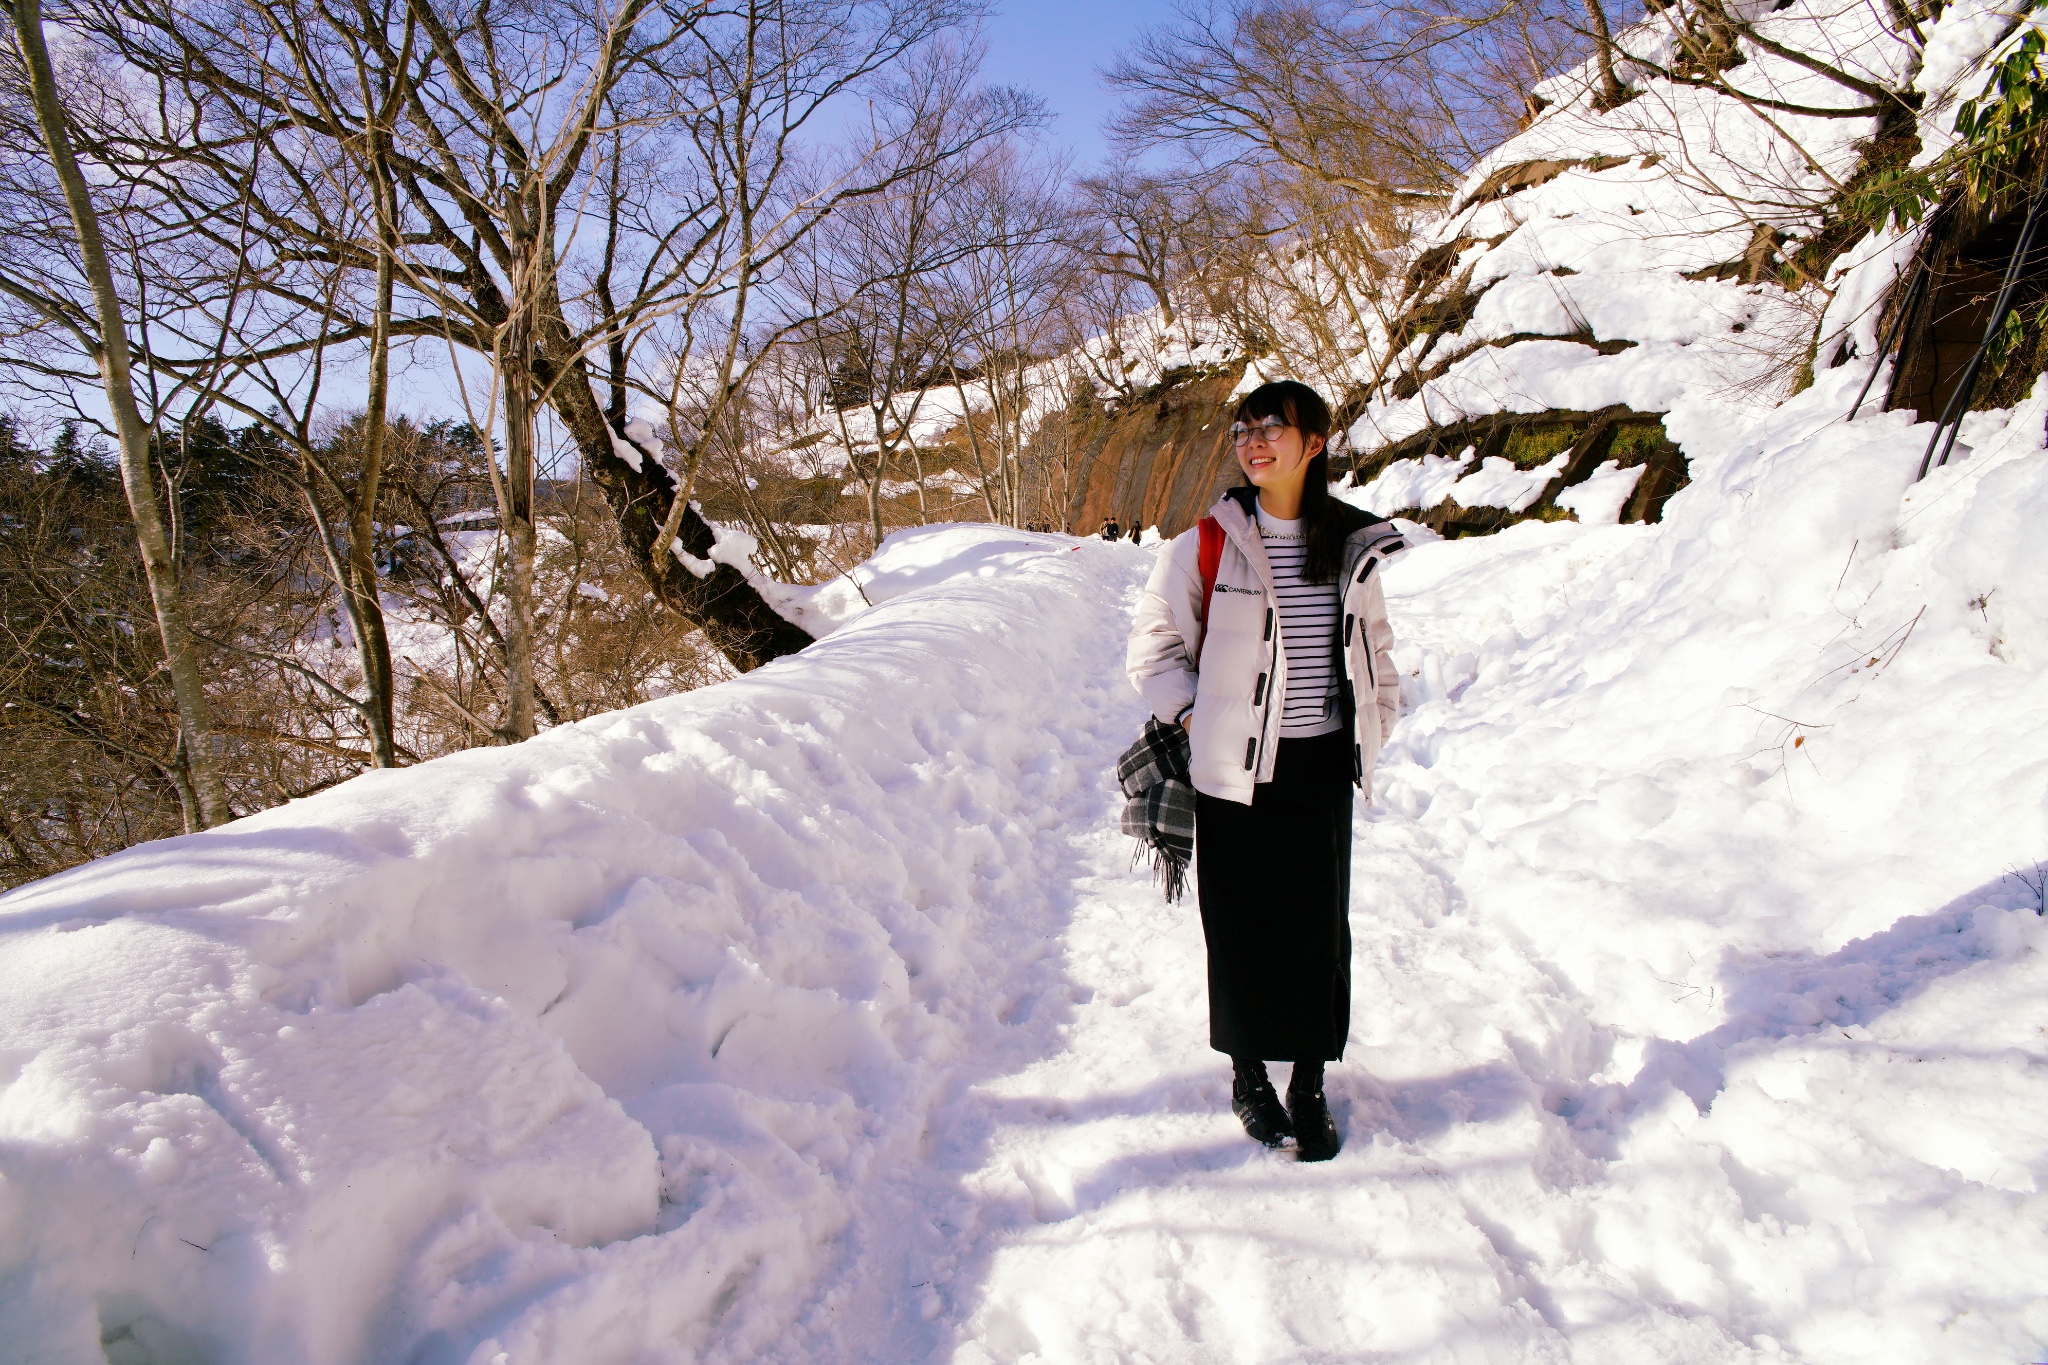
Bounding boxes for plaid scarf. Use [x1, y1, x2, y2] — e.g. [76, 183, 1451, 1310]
[1117, 716, 1197, 902]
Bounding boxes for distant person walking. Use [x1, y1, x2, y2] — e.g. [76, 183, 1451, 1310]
[1101, 516, 1123, 541]
[1125, 380, 1405, 1161]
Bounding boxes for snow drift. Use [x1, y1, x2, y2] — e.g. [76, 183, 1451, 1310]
[0, 528, 1149, 1364]
[5, 343, 2048, 1360]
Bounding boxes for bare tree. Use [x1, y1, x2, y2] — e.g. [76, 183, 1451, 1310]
[924, 144, 1078, 526]
[71, 0, 1008, 675]
[1106, 0, 1596, 204]
[222, 258, 410, 766]
[778, 48, 1046, 541]
[1, 0, 233, 827]
[1078, 161, 1197, 327]
[1584, 0, 1628, 109]
[342, 6, 412, 763]
[1091, 0, 1609, 414]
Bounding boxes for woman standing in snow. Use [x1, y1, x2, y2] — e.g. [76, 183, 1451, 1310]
[1125, 380, 1404, 1161]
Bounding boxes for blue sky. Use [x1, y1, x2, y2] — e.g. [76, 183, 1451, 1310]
[977, 0, 1174, 170]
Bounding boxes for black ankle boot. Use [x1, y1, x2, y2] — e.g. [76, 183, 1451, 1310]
[1288, 1065, 1340, 1162]
[1230, 1059, 1294, 1148]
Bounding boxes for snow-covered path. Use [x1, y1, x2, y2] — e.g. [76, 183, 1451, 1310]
[754, 559, 1591, 1363]
[673, 366, 2048, 1363]
[736, 545, 1750, 1364]
[742, 553, 1579, 1363]
[5, 365, 2048, 1364]
[874, 793, 1591, 1363]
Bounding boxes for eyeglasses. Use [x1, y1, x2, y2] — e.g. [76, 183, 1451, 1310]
[1230, 418, 1289, 447]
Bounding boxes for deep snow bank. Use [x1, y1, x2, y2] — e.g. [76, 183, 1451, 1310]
[1361, 355, 2048, 1361]
[0, 527, 1146, 1365]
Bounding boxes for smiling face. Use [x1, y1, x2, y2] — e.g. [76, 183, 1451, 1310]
[1234, 416, 1326, 507]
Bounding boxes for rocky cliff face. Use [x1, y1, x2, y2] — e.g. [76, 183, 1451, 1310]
[1346, 404, 1689, 536]
[1059, 363, 1249, 536]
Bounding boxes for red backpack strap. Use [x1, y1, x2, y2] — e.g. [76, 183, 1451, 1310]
[1195, 516, 1224, 656]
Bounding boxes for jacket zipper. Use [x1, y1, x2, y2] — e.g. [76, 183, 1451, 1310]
[1224, 512, 1293, 777]
[1353, 557, 1379, 690]
[1248, 604, 1277, 770]
[1350, 551, 1379, 784]
[1345, 538, 1397, 784]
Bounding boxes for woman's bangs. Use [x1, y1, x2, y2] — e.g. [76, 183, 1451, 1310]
[1233, 391, 1297, 429]
[1233, 380, 1329, 436]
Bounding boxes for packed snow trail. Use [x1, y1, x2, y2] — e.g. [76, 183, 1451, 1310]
[5, 358, 2048, 1362]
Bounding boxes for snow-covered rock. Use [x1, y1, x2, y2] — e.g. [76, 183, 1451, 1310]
[1342, 0, 2036, 539]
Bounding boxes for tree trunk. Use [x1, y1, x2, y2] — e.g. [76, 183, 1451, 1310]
[866, 444, 887, 546]
[994, 374, 1021, 525]
[908, 435, 930, 525]
[1584, 0, 1628, 108]
[500, 311, 538, 742]
[349, 143, 399, 766]
[10, 0, 232, 828]
[1150, 278, 1175, 328]
[949, 373, 1004, 524]
[530, 324, 813, 671]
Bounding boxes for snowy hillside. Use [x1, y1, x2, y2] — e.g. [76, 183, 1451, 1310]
[4, 314, 2048, 1359]
[1342, 0, 2035, 532]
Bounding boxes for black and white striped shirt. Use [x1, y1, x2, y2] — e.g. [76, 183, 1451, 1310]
[1257, 507, 1342, 738]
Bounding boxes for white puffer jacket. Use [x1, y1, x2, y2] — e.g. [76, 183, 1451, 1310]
[1126, 488, 1406, 804]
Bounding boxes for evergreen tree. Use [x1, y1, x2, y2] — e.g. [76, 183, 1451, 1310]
[46, 421, 117, 497]
[0, 414, 30, 470]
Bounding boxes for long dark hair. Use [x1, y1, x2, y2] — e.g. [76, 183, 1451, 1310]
[1234, 379, 1345, 583]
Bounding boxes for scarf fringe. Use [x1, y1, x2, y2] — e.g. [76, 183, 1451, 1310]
[1130, 843, 1191, 904]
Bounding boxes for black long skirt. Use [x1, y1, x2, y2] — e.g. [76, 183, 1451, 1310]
[1193, 728, 1354, 1062]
